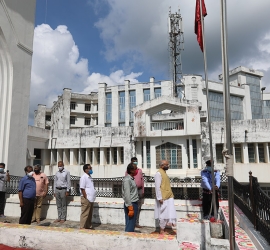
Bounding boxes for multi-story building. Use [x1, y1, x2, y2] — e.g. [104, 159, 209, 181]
[29, 66, 270, 187]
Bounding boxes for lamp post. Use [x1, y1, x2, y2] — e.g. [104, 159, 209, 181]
[261, 87, 266, 119]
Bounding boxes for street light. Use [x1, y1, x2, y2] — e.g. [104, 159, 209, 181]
[261, 87, 266, 119]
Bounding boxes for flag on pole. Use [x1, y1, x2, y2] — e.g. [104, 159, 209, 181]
[195, 0, 207, 52]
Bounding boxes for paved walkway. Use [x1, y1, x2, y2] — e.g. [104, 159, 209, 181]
[0, 216, 157, 234]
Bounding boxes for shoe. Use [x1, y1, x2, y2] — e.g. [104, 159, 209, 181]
[36, 221, 40, 224]
[0, 214, 6, 218]
[54, 219, 61, 223]
[135, 224, 143, 228]
[60, 220, 65, 223]
[203, 215, 210, 220]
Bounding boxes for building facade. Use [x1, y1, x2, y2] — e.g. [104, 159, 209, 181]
[29, 66, 270, 185]
[0, 0, 36, 176]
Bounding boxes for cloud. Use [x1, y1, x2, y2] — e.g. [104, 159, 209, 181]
[30, 24, 142, 124]
[95, 0, 270, 84]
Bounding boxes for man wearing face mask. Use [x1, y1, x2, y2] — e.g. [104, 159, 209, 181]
[0, 163, 10, 217]
[54, 161, 71, 223]
[130, 157, 144, 228]
[80, 164, 96, 229]
[154, 160, 177, 235]
[31, 165, 49, 224]
[18, 166, 36, 224]
[122, 163, 139, 232]
[201, 160, 220, 219]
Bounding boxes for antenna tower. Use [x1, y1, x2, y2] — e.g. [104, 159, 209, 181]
[168, 8, 184, 97]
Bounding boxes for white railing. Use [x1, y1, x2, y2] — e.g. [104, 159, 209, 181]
[151, 121, 184, 131]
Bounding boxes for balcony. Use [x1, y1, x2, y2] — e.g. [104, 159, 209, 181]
[151, 121, 184, 131]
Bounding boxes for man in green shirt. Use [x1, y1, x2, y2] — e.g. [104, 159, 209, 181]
[122, 163, 139, 232]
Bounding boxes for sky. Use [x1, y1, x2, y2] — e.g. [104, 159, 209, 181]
[30, 0, 270, 124]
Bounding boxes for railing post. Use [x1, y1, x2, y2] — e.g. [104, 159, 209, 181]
[249, 171, 256, 229]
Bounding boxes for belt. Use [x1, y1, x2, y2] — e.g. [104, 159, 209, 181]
[203, 188, 212, 194]
[56, 187, 67, 190]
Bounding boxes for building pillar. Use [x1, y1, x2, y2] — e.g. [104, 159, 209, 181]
[197, 139, 202, 169]
[254, 143, 259, 163]
[189, 137, 194, 169]
[242, 143, 249, 163]
[63, 149, 70, 165]
[125, 80, 130, 126]
[264, 143, 269, 163]
[111, 88, 119, 127]
[143, 138, 147, 170]
[100, 148, 105, 165]
[150, 77, 155, 100]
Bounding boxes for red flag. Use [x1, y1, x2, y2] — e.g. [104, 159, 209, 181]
[195, 0, 207, 52]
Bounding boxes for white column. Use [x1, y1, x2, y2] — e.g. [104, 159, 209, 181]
[143, 138, 147, 170]
[181, 141, 188, 170]
[111, 88, 119, 127]
[57, 149, 63, 162]
[63, 149, 70, 165]
[189, 137, 194, 168]
[150, 77, 155, 100]
[125, 80, 130, 126]
[197, 139, 202, 169]
[242, 143, 249, 163]
[100, 148, 105, 165]
[86, 148, 90, 164]
[264, 143, 269, 163]
[255, 143, 259, 163]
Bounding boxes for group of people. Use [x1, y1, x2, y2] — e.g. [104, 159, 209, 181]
[0, 157, 220, 233]
[122, 158, 220, 233]
[17, 161, 96, 229]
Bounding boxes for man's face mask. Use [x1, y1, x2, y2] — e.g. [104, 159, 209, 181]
[206, 166, 212, 172]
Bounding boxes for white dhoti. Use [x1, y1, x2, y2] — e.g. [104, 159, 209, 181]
[154, 197, 177, 229]
[154, 172, 177, 229]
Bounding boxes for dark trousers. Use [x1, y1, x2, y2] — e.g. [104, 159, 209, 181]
[202, 191, 219, 217]
[0, 192, 6, 215]
[124, 202, 138, 232]
[19, 198, 35, 225]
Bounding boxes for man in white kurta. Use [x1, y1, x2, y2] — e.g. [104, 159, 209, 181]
[154, 160, 177, 234]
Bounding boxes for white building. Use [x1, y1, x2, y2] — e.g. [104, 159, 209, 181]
[0, 0, 36, 176]
[30, 65, 270, 187]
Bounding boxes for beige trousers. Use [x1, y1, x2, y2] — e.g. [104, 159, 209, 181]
[32, 196, 43, 222]
[80, 197, 94, 229]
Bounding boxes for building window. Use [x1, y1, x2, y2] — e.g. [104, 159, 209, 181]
[97, 148, 100, 164]
[154, 88, 161, 98]
[33, 149, 42, 166]
[112, 147, 117, 164]
[156, 142, 182, 169]
[187, 139, 190, 168]
[216, 144, 224, 163]
[90, 149, 93, 164]
[129, 122, 134, 127]
[258, 143, 265, 163]
[106, 148, 110, 165]
[45, 115, 51, 121]
[70, 116, 76, 125]
[144, 89, 150, 102]
[209, 92, 243, 121]
[70, 102, 76, 110]
[192, 139, 197, 168]
[106, 93, 112, 126]
[120, 147, 124, 164]
[119, 122, 125, 127]
[234, 144, 242, 163]
[85, 103, 91, 111]
[146, 141, 151, 169]
[119, 91, 125, 122]
[176, 86, 183, 99]
[84, 117, 91, 125]
[248, 143, 255, 163]
[246, 75, 262, 119]
[129, 90, 136, 122]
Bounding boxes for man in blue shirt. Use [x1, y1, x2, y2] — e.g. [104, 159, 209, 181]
[201, 160, 220, 219]
[18, 166, 36, 224]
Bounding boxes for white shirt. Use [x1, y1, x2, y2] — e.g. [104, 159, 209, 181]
[80, 173, 96, 202]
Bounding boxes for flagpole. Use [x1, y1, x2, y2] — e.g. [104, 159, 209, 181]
[199, 0, 217, 220]
[220, 0, 235, 249]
